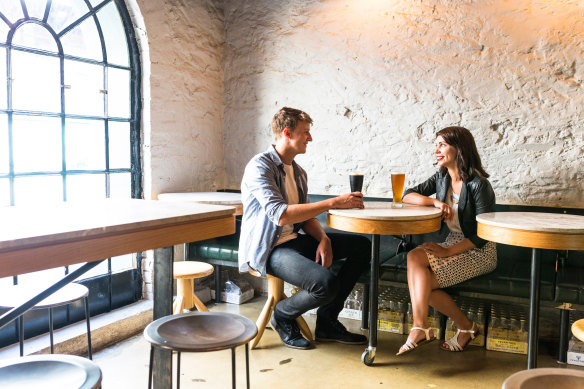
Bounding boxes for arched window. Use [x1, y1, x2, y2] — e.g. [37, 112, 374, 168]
[0, 0, 142, 345]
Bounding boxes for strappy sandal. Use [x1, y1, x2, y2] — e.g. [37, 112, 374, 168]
[396, 327, 436, 356]
[440, 322, 479, 352]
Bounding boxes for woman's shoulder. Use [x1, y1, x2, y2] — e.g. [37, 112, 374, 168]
[467, 174, 494, 193]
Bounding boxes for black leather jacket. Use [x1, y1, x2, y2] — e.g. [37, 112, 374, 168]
[403, 170, 496, 248]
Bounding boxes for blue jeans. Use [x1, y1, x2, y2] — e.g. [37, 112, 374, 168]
[266, 232, 370, 321]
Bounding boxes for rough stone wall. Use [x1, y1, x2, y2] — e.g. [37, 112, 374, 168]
[136, 0, 225, 199]
[223, 0, 584, 207]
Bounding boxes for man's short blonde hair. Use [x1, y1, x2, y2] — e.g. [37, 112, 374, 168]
[272, 107, 313, 139]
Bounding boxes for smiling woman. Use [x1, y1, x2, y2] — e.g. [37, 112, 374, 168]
[0, 0, 142, 349]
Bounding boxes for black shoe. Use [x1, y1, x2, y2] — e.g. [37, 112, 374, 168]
[270, 314, 312, 350]
[315, 318, 368, 345]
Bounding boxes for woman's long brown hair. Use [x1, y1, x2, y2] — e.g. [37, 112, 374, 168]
[436, 126, 489, 181]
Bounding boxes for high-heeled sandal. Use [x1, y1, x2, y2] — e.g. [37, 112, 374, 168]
[396, 327, 436, 356]
[440, 322, 479, 352]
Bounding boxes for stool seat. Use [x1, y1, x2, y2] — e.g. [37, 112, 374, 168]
[502, 367, 584, 389]
[0, 354, 102, 389]
[571, 319, 584, 342]
[173, 261, 214, 279]
[172, 261, 214, 314]
[145, 311, 257, 352]
[0, 283, 89, 309]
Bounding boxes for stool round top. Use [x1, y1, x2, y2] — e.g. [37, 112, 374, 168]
[476, 212, 584, 234]
[144, 311, 258, 352]
[572, 319, 584, 342]
[502, 367, 584, 389]
[0, 283, 89, 309]
[173, 261, 214, 279]
[0, 354, 102, 389]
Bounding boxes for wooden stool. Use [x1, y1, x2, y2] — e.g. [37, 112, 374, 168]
[571, 319, 584, 342]
[144, 311, 257, 389]
[248, 271, 313, 349]
[0, 283, 92, 359]
[0, 354, 102, 389]
[173, 261, 214, 314]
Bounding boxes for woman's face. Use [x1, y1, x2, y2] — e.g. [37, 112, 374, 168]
[435, 135, 457, 169]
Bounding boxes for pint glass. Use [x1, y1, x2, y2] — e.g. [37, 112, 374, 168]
[391, 173, 405, 208]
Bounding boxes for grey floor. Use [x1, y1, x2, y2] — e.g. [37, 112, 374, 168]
[93, 297, 582, 389]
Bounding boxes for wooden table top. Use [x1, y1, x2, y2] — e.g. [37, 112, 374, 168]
[328, 202, 442, 235]
[477, 212, 584, 250]
[0, 199, 235, 278]
[158, 192, 243, 215]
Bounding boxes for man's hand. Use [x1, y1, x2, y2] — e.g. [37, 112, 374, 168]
[419, 242, 451, 258]
[315, 236, 333, 268]
[331, 192, 364, 209]
[432, 199, 453, 221]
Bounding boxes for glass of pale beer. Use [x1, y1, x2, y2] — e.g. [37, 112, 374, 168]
[391, 173, 405, 208]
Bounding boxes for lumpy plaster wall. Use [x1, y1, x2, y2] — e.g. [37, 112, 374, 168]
[134, 0, 225, 199]
[223, 0, 584, 207]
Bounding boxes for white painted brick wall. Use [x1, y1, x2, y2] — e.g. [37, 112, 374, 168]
[223, 0, 584, 207]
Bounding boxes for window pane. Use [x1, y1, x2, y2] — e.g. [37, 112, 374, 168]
[0, 18, 9, 44]
[108, 121, 130, 169]
[111, 254, 134, 272]
[110, 172, 131, 198]
[0, 178, 9, 206]
[1, 2, 24, 25]
[97, 2, 128, 67]
[71, 259, 108, 280]
[64, 60, 104, 116]
[66, 173, 105, 201]
[61, 16, 103, 61]
[89, 0, 104, 8]
[0, 276, 13, 291]
[107, 67, 129, 118]
[12, 23, 57, 53]
[12, 51, 60, 113]
[16, 267, 65, 287]
[0, 113, 8, 174]
[47, 0, 89, 35]
[13, 116, 61, 173]
[65, 118, 105, 170]
[0, 47, 6, 109]
[25, 0, 48, 20]
[14, 175, 62, 205]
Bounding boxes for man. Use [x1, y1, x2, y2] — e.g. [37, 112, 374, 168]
[239, 107, 371, 349]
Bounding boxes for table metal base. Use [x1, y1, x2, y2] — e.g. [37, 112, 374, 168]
[362, 234, 379, 366]
[527, 248, 541, 369]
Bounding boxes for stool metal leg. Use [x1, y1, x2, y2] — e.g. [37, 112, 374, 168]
[148, 346, 154, 389]
[232, 347, 236, 389]
[177, 351, 181, 389]
[84, 296, 93, 360]
[49, 307, 54, 354]
[18, 316, 24, 357]
[245, 343, 250, 389]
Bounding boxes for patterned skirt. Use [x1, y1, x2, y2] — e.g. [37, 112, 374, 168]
[425, 231, 497, 288]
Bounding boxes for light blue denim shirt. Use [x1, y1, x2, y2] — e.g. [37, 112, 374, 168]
[238, 145, 309, 276]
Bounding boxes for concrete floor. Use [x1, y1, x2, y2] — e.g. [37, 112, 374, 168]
[93, 297, 582, 389]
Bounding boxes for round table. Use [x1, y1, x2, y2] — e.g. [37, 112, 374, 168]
[327, 202, 442, 365]
[477, 212, 584, 369]
[158, 192, 243, 216]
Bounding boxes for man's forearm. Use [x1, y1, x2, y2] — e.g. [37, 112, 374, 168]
[278, 199, 334, 226]
[302, 217, 328, 241]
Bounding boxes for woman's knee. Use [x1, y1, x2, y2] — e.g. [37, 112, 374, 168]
[407, 248, 429, 268]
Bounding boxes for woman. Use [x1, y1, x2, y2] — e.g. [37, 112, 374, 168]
[396, 126, 497, 355]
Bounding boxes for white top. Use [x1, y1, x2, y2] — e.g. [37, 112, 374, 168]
[329, 202, 442, 221]
[476, 212, 584, 234]
[158, 192, 242, 205]
[277, 164, 299, 245]
[445, 187, 462, 233]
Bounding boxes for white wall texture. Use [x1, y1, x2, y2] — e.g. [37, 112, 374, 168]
[135, 0, 226, 199]
[223, 0, 584, 207]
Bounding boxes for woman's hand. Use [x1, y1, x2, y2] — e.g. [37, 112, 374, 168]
[433, 199, 453, 222]
[315, 236, 333, 268]
[420, 242, 451, 258]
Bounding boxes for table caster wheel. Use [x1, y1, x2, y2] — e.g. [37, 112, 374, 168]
[361, 349, 374, 366]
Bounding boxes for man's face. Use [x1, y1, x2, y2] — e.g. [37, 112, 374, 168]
[286, 121, 312, 154]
